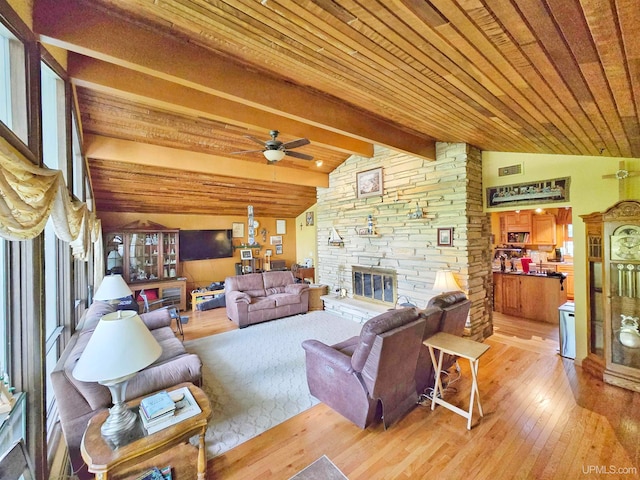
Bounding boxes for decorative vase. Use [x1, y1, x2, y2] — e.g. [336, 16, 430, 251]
[619, 315, 640, 348]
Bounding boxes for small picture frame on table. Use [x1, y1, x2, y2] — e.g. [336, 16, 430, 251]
[437, 228, 453, 247]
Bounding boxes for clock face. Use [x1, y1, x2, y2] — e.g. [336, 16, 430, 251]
[252, 220, 260, 229]
[611, 225, 640, 261]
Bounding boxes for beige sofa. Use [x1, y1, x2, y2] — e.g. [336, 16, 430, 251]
[224, 271, 309, 328]
[51, 301, 202, 472]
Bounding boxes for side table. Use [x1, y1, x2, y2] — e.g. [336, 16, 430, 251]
[81, 382, 211, 480]
[191, 289, 224, 312]
[424, 332, 490, 430]
[308, 284, 328, 311]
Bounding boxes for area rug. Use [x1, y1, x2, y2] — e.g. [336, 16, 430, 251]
[289, 455, 349, 480]
[184, 311, 362, 457]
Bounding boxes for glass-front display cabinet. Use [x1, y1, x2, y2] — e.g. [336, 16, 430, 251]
[581, 201, 640, 392]
[104, 223, 180, 284]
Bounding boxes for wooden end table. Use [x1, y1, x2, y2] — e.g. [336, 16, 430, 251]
[81, 382, 211, 480]
[424, 332, 490, 430]
[308, 284, 328, 311]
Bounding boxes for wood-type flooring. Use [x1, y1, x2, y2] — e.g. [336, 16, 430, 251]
[179, 307, 640, 479]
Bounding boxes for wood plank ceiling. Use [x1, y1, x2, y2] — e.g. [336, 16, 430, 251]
[33, 0, 639, 217]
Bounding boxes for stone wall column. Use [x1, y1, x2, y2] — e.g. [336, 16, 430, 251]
[317, 143, 492, 340]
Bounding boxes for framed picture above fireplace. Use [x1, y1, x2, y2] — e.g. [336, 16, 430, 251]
[356, 167, 383, 198]
[437, 228, 453, 246]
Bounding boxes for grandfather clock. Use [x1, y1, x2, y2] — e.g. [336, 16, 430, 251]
[581, 201, 640, 392]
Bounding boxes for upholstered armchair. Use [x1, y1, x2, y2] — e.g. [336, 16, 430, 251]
[302, 307, 426, 429]
[415, 291, 471, 396]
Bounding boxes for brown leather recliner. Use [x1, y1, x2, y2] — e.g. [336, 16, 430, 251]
[302, 307, 426, 429]
[415, 291, 471, 396]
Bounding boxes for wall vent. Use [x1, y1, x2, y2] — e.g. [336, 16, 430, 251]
[498, 164, 523, 176]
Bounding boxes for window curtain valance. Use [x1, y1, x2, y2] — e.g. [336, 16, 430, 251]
[0, 136, 101, 261]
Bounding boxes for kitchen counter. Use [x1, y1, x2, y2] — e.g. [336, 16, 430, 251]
[493, 271, 567, 323]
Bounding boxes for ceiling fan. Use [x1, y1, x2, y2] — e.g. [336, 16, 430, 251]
[231, 130, 313, 164]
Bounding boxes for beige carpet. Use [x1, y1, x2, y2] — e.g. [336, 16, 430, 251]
[184, 311, 362, 457]
[289, 455, 348, 480]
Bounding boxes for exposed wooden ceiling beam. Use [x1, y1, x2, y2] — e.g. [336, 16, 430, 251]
[34, 0, 436, 160]
[84, 134, 329, 188]
[67, 54, 371, 157]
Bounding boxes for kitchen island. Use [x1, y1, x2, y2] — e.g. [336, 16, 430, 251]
[493, 271, 567, 323]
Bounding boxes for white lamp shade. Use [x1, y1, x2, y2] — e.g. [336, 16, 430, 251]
[263, 149, 286, 162]
[73, 310, 162, 383]
[94, 274, 132, 301]
[433, 270, 461, 292]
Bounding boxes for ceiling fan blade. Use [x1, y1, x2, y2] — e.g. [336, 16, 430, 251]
[230, 149, 264, 155]
[285, 150, 314, 160]
[282, 138, 310, 149]
[245, 135, 267, 147]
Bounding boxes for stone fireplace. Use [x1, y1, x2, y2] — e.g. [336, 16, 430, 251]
[352, 266, 397, 306]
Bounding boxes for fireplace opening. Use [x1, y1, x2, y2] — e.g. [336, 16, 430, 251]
[352, 266, 397, 306]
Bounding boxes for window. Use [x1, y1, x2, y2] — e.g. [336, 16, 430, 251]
[0, 21, 27, 143]
[41, 60, 69, 441]
[564, 224, 574, 257]
[72, 109, 84, 197]
[41, 62, 67, 180]
[0, 239, 7, 377]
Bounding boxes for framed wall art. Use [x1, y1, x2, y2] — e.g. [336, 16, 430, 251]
[232, 222, 245, 238]
[357, 167, 383, 198]
[306, 211, 314, 226]
[275, 244, 283, 255]
[240, 249, 253, 260]
[270, 235, 283, 245]
[486, 177, 570, 208]
[437, 228, 453, 247]
[276, 219, 287, 234]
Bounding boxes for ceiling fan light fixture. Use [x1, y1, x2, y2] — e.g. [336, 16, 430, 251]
[263, 149, 286, 162]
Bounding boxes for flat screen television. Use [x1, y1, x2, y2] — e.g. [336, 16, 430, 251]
[179, 229, 233, 261]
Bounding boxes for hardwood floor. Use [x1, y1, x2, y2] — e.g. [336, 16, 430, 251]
[180, 308, 640, 479]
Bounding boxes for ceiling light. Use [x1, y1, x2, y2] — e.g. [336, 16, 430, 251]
[263, 150, 285, 162]
[315, 160, 323, 167]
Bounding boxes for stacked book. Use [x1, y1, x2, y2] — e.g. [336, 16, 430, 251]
[135, 465, 172, 480]
[139, 387, 202, 434]
[139, 391, 176, 431]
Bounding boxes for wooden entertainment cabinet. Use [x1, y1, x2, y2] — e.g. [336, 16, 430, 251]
[130, 279, 187, 312]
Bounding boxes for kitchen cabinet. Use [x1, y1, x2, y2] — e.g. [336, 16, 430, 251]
[104, 223, 180, 284]
[493, 272, 567, 323]
[493, 271, 503, 312]
[504, 211, 532, 232]
[556, 264, 574, 300]
[531, 213, 557, 245]
[501, 274, 521, 316]
[581, 201, 640, 392]
[499, 211, 532, 244]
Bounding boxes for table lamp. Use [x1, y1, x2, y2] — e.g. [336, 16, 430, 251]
[433, 269, 461, 293]
[73, 310, 162, 439]
[94, 274, 133, 304]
